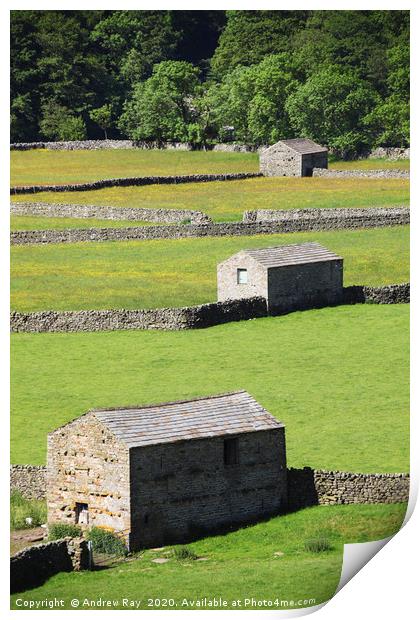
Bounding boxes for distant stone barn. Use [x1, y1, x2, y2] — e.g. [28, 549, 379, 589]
[217, 242, 343, 314]
[47, 391, 287, 550]
[259, 138, 328, 177]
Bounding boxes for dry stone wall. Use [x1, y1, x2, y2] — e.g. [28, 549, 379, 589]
[11, 172, 261, 195]
[369, 147, 410, 160]
[287, 468, 409, 510]
[10, 140, 194, 151]
[10, 297, 269, 333]
[9, 285, 409, 334]
[11, 201, 211, 225]
[11, 140, 266, 152]
[313, 168, 409, 179]
[10, 141, 410, 159]
[243, 206, 409, 228]
[10, 207, 409, 246]
[10, 537, 89, 593]
[10, 465, 47, 500]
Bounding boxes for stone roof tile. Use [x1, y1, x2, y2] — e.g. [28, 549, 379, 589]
[93, 391, 283, 448]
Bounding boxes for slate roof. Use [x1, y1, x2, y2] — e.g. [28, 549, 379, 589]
[242, 242, 342, 269]
[279, 138, 328, 154]
[93, 390, 283, 448]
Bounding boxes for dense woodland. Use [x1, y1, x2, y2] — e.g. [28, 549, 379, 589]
[11, 10, 409, 155]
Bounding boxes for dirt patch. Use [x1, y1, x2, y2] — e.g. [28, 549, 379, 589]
[10, 526, 47, 556]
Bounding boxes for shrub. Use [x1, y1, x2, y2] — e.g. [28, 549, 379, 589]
[172, 546, 198, 561]
[87, 527, 128, 556]
[48, 523, 82, 540]
[10, 491, 47, 530]
[304, 535, 333, 553]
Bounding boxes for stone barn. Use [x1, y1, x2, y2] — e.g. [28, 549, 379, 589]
[47, 390, 287, 550]
[217, 242, 343, 314]
[259, 138, 328, 177]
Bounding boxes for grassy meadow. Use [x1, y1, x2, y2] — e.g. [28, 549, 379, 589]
[10, 216, 163, 231]
[11, 304, 409, 469]
[10, 149, 259, 186]
[11, 226, 409, 312]
[10, 149, 409, 187]
[10, 502, 407, 609]
[11, 176, 409, 224]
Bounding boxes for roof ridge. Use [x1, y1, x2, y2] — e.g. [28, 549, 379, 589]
[91, 390, 249, 414]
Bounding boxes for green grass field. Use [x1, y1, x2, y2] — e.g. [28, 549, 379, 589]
[10, 150, 259, 186]
[10, 502, 407, 608]
[10, 149, 410, 187]
[11, 304, 409, 469]
[11, 176, 409, 223]
[10, 216, 164, 231]
[331, 158, 410, 170]
[11, 226, 409, 312]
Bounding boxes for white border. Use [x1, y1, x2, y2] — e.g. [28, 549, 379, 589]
[2, 1, 418, 618]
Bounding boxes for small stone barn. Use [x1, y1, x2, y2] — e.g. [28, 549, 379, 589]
[47, 391, 286, 550]
[217, 242, 343, 314]
[260, 138, 328, 177]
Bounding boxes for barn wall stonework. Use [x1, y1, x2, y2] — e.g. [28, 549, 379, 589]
[47, 414, 130, 537]
[260, 143, 301, 177]
[128, 429, 287, 549]
[217, 252, 267, 302]
[301, 152, 328, 176]
[267, 260, 343, 313]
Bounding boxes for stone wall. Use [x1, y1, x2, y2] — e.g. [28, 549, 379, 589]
[369, 147, 410, 160]
[243, 206, 409, 228]
[11, 140, 267, 152]
[313, 168, 409, 179]
[10, 140, 194, 151]
[129, 428, 287, 549]
[10, 537, 89, 593]
[10, 172, 261, 195]
[343, 283, 410, 305]
[9, 285, 409, 334]
[10, 207, 409, 246]
[10, 297, 269, 333]
[11, 202, 211, 225]
[10, 465, 47, 500]
[287, 468, 409, 511]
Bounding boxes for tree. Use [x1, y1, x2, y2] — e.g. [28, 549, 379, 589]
[39, 102, 86, 141]
[285, 66, 380, 156]
[364, 40, 409, 147]
[210, 11, 309, 79]
[91, 11, 179, 85]
[119, 61, 200, 143]
[89, 104, 113, 139]
[205, 54, 297, 144]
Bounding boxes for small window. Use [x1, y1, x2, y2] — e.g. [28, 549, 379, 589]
[75, 502, 89, 525]
[237, 268, 248, 284]
[224, 438, 239, 466]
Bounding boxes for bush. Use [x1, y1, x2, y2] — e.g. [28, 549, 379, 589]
[10, 491, 47, 530]
[48, 523, 82, 540]
[304, 535, 333, 553]
[172, 546, 198, 561]
[87, 527, 128, 556]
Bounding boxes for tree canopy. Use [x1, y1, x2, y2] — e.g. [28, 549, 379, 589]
[10, 9, 410, 153]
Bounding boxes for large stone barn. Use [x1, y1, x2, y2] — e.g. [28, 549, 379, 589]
[217, 242, 343, 315]
[47, 391, 287, 550]
[260, 138, 328, 177]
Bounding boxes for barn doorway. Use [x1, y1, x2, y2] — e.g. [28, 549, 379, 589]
[303, 166, 313, 177]
[75, 502, 89, 525]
